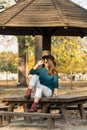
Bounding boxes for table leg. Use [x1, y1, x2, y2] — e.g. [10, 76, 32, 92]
[6, 103, 15, 123]
[39, 103, 50, 123]
[60, 106, 69, 124]
[78, 104, 86, 119]
[42, 104, 50, 113]
[23, 104, 32, 123]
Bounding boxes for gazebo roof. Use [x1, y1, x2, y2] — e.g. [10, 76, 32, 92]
[0, 0, 87, 36]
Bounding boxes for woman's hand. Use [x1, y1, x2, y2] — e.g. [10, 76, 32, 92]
[53, 88, 58, 97]
[37, 60, 44, 66]
[33, 60, 44, 70]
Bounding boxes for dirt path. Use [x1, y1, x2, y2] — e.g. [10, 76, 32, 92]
[0, 116, 87, 130]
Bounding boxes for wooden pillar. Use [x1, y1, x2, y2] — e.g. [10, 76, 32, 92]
[42, 35, 51, 56]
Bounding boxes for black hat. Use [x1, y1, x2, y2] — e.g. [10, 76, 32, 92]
[42, 55, 56, 66]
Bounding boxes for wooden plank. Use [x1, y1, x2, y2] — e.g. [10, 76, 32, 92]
[0, 111, 60, 118]
[2, 94, 87, 102]
[0, 111, 61, 129]
[50, 105, 87, 110]
[0, 106, 9, 111]
[0, 116, 3, 127]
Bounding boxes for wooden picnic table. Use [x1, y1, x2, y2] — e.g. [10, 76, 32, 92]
[1, 94, 87, 123]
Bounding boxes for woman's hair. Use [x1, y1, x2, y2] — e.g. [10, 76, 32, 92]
[42, 55, 57, 76]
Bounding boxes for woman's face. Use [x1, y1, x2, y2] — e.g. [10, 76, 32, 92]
[44, 59, 48, 68]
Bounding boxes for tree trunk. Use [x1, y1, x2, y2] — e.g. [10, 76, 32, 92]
[35, 36, 42, 63]
[17, 36, 27, 87]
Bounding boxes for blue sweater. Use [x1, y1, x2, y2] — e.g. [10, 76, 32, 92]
[30, 68, 59, 93]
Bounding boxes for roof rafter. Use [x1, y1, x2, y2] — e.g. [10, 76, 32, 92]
[52, 0, 68, 25]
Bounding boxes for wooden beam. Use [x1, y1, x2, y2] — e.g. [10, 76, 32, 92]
[42, 35, 51, 52]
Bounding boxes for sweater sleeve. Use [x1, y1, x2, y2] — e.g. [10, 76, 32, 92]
[29, 68, 41, 75]
[53, 75, 59, 88]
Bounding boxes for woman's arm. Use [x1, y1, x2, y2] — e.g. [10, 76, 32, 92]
[29, 60, 44, 75]
[53, 75, 59, 97]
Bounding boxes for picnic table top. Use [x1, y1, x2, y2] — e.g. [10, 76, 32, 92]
[2, 94, 87, 103]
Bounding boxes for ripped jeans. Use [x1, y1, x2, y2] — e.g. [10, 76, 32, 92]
[29, 75, 52, 98]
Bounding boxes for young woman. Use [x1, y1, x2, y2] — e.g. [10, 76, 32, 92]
[24, 55, 59, 112]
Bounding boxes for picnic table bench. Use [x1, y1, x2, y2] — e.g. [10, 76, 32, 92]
[0, 111, 61, 129]
[1, 94, 87, 129]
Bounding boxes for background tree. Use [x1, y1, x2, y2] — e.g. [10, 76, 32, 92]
[0, 52, 18, 82]
[35, 36, 42, 63]
[17, 36, 28, 87]
[0, 52, 18, 73]
[52, 36, 85, 73]
[51, 36, 87, 88]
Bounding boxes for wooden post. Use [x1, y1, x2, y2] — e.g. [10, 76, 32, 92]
[0, 115, 3, 127]
[23, 104, 32, 123]
[60, 105, 69, 124]
[47, 117, 55, 129]
[78, 104, 86, 119]
[42, 35, 51, 56]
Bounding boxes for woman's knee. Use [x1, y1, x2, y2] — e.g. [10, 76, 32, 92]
[32, 75, 39, 80]
[29, 75, 39, 86]
[43, 90, 52, 97]
[35, 86, 42, 98]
